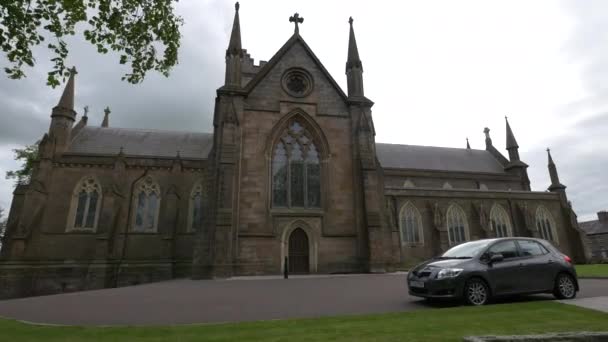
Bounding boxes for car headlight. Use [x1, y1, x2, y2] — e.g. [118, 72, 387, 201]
[437, 268, 463, 279]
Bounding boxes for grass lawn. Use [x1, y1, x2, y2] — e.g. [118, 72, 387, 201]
[1, 301, 607, 341]
[576, 264, 608, 277]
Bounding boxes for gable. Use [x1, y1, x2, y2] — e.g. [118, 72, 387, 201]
[245, 36, 349, 116]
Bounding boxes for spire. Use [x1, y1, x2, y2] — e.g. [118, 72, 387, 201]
[505, 116, 519, 149]
[227, 2, 242, 56]
[346, 17, 364, 98]
[466, 137, 471, 149]
[346, 17, 362, 72]
[55, 67, 77, 111]
[49, 66, 77, 152]
[224, 2, 243, 88]
[547, 148, 566, 192]
[504, 116, 521, 162]
[101, 107, 110, 127]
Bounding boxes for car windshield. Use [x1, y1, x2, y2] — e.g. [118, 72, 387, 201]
[441, 240, 494, 258]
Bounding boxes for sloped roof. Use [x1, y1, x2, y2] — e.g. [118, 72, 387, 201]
[69, 127, 213, 159]
[579, 219, 608, 235]
[375, 143, 506, 173]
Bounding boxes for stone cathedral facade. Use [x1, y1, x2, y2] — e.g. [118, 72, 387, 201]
[0, 5, 590, 298]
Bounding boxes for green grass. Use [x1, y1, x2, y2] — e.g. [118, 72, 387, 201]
[1, 301, 607, 341]
[576, 264, 608, 277]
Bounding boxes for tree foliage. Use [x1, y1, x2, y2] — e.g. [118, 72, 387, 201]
[0, 0, 183, 87]
[5, 143, 39, 186]
[0, 206, 6, 245]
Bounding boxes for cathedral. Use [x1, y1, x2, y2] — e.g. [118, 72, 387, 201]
[0, 4, 590, 298]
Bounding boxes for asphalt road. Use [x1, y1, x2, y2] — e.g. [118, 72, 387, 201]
[0, 274, 606, 326]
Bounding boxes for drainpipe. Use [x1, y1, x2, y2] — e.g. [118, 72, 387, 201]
[114, 170, 147, 287]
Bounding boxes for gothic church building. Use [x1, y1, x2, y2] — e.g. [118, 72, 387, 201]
[0, 4, 590, 298]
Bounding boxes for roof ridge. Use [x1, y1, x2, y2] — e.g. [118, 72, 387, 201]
[82, 126, 213, 135]
[376, 142, 487, 152]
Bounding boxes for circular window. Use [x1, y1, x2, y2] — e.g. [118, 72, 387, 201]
[281, 68, 313, 98]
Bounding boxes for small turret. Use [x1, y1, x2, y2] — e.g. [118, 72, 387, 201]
[49, 67, 78, 153]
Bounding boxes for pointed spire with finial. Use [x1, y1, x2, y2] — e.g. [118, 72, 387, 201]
[466, 137, 471, 149]
[101, 106, 110, 127]
[505, 116, 519, 149]
[55, 67, 77, 112]
[224, 2, 243, 88]
[547, 148, 566, 192]
[227, 2, 242, 56]
[49, 66, 78, 152]
[346, 17, 364, 98]
[505, 116, 522, 162]
[346, 17, 362, 71]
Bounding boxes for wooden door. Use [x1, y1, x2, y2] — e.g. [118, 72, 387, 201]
[288, 228, 309, 274]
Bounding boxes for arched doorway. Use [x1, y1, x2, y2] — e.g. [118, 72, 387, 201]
[288, 228, 309, 274]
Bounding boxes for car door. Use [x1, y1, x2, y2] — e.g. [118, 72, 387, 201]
[484, 240, 523, 295]
[516, 240, 557, 292]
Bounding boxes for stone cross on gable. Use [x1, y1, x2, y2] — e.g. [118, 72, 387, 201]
[289, 12, 304, 34]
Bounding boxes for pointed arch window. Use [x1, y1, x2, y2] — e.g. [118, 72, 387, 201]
[447, 204, 469, 246]
[132, 177, 161, 232]
[272, 120, 321, 209]
[188, 181, 204, 232]
[536, 206, 558, 244]
[399, 203, 423, 245]
[490, 204, 512, 238]
[68, 176, 102, 231]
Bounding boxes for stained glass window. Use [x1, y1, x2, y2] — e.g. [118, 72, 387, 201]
[447, 205, 468, 246]
[400, 203, 422, 244]
[69, 177, 102, 231]
[133, 177, 161, 232]
[490, 204, 512, 237]
[271, 120, 321, 209]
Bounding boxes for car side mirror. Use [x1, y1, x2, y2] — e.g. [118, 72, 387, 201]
[490, 253, 504, 263]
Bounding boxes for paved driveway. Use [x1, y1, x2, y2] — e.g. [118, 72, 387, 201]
[0, 274, 606, 326]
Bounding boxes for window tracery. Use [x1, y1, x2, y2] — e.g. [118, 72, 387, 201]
[68, 176, 102, 231]
[272, 120, 321, 209]
[133, 177, 161, 232]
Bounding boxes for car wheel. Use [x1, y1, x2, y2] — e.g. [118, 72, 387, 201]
[464, 278, 490, 306]
[553, 273, 577, 300]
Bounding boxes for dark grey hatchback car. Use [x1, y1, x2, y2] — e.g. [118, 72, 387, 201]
[407, 237, 579, 305]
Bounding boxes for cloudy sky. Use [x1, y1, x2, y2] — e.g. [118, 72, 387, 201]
[0, 0, 606, 222]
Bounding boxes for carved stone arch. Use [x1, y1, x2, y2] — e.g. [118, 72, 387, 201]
[280, 219, 319, 274]
[66, 175, 103, 232]
[265, 109, 331, 160]
[398, 201, 424, 245]
[446, 202, 470, 246]
[489, 203, 513, 237]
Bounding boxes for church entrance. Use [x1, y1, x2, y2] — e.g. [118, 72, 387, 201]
[288, 228, 309, 274]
